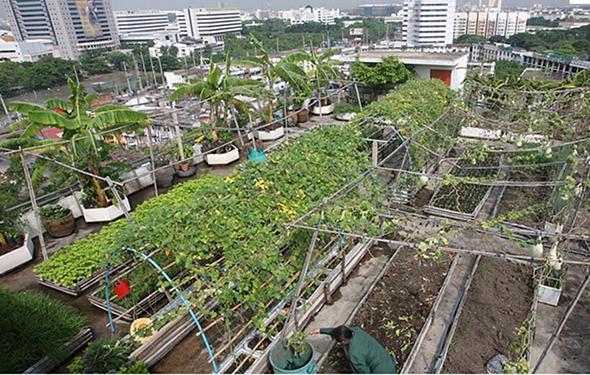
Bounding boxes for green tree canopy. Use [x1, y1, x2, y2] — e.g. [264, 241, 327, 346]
[454, 34, 487, 44]
[351, 56, 414, 85]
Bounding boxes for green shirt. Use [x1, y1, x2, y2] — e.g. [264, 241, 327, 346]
[320, 326, 397, 374]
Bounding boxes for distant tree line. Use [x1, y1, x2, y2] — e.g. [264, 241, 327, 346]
[454, 18, 590, 59]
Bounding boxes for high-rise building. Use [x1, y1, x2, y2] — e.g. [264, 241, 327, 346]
[453, 11, 528, 40]
[402, 0, 456, 47]
[183, 8, 241, 42]
[1, 0, 118, 60]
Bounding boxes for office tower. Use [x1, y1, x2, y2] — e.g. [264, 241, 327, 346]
[403, 0, 456, 47]
[2, 0, 119, 59]
[183, 7, 241, 42]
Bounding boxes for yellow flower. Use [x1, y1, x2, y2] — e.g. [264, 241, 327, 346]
[224, 176, 235, 183]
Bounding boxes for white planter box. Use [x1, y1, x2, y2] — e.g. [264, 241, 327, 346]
[0, 233, 34, 274]
[311, 102, 334, 115]
[204, 145, 240, 166]
[538, 283, 562, 306]
[253, 126, 285, 141]
[82, 196, 131, 223]
[121, 164, 154, 195]
[59, 192, 84, 219]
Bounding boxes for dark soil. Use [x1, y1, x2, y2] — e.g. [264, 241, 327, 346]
[495, 165, 551, 228]
[442, 257, 534, 374]
[319, 246, 454, 373]
[0, 235, 24, 256]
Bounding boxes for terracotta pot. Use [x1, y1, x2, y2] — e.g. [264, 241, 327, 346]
[297, 108, 309, 123]
[42, 209, 75, 238]
[172, 163, 181, 171]
[287, 110, 298, 125]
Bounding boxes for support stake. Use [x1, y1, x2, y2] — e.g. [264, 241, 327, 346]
[19, 148, 48, 260]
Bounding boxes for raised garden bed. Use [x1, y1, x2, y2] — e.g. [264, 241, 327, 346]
[494, 160, 554, 230]
[88, 252, 184, 321]
[36, 259, 132, 297]
[24, 328, 93, 374]
[441, 256, 535, 374]
[427, 151, 501, 220]
[319, 245, 456, 373]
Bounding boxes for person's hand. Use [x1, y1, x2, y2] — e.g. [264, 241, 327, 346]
[309, 328, 320, 335]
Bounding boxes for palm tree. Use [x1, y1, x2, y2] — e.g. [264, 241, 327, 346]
[1, 78, 148, 208]
[236, 34, 311, 121]
[284, 41, 343, 107]
[169, 53, 269, 141]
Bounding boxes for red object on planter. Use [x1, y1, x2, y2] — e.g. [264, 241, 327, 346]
[114, 280, 130, 298]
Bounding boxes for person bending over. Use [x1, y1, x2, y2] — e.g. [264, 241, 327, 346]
[310, 325, 397, 374]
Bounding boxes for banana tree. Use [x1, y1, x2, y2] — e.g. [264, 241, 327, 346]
[0, 78, 148, 208]
[284, 41, 343, 107]
[169, 53, 269, 142]
[236, 34, 311, 122]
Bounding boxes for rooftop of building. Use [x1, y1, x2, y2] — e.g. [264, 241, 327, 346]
[335, 50, 469, 64]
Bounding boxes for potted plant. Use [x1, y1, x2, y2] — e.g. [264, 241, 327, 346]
[170, 53, 266, 165]
[1, 78, 148, 223]
[254, 104, 285, 141]
[39, 204, 75, 238]
[237, 35, 310, 138]
[172, 142, 196, 177]
[197, 129, 240, 166]
[284, 41, 343, 116]
[292, 92, 309, 123]
[269, 329, 316, 374]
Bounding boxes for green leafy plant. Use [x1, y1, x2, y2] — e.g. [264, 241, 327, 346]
[67, 336, 131, 374]
[39, 204, 70, 222]
[286, 329, 310, 358]
[0, 288, 88, 373]
[0, 78, 148, 209]
[333, 102, 360, 115]
[351, 56, 415, 86]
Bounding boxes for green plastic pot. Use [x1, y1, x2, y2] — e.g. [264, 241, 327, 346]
[269, 338, 316, 374]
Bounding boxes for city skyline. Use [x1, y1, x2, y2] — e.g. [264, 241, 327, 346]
[104, 0, 571, 11]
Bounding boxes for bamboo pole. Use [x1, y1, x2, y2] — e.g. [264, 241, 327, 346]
[19, 148, 48, 260]
[146, 126, 159, 197]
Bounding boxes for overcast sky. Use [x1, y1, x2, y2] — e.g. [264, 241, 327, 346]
[110, 0, 570, 12]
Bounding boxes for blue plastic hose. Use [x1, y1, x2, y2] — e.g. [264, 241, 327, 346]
[105, 247, 219, 373]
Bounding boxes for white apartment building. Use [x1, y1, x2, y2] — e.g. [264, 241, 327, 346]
[183, 8, 241, 42]
[1, 0, 119, 60]
[402, 0, 456, 47]
[114, 10, 173, 35]
[279, 5, 340, 25]
[453, 11, 528, 40]
[114, 9, 186, 43]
